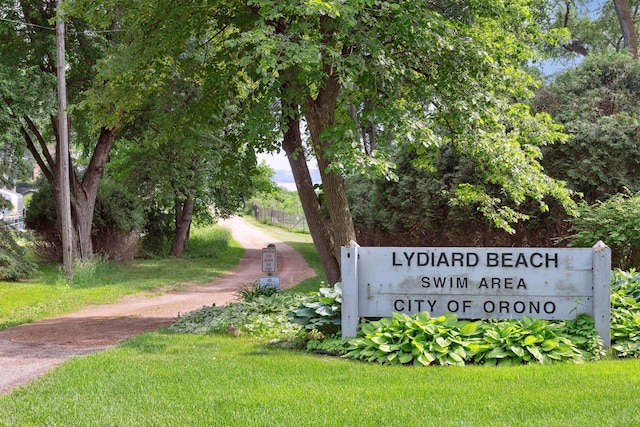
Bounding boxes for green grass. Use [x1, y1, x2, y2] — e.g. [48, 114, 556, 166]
[0, 225, 243, 330]
[1, 333, 639, 426]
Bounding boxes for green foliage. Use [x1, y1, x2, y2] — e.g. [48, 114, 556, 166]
[345, 312, 475, 366]
[610, 269, 640, 358]
[167, 293, 300, 339]
[287, 283, 342, 336]
[0, 226, 37, 281]
[25, 179, 143, 234]
[346, 312, 585, 367]
[138, 204, 175, 256]
[567, 192, 640, 269]
[305, 335, 349, 355]
[25, 179, 144, 261]
[92, 179, 145, 233]
[534, 52, 640, 202]
[248, 186, 304, 216]
[180, 225, 231, 259]
[561, 314, 606, 361]
[348, 144, 570, 247]
[543, 0, 635, 60]
[477, 317, 584, 365]
[235, 282, 279, 302]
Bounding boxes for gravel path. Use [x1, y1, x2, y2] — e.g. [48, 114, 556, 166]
[0, 217, 315, 395]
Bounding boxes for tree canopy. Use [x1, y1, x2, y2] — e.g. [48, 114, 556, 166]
[64, 0, 579, 283]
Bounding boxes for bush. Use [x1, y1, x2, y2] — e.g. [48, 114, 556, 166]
[25, 180, 143, 261]
[347, 145, 571, 248]
[610, 269, 640, 358]
[560, 314, 606, 361]
[567, 192, 640, 269]
[0, 225, 37, 281]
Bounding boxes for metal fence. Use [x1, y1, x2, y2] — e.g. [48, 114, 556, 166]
[1, 213, 25, 231]
[252, 204, 308, 232]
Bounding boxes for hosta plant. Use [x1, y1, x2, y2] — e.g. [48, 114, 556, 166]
[560, 314, 605, 361]
[474, 316, 583, 366]
[345, 312, 585, 366]
[345, 312, 480, 366]
[288, 283, 342, 336]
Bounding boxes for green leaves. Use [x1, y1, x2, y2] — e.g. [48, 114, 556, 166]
[346, 312, 477, 367]
[346, 313, 587, 367]
[568, 192, 640, 269]
[287, 283, 342, 336]
[609, 270, 640, 358]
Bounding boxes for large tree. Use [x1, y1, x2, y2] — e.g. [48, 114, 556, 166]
[1, 0, 118, 260]
[69, 0, 575, 285]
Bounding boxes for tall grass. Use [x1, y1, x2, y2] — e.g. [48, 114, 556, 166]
[1, 333, 639, 426]
[0, 225, 240, 330]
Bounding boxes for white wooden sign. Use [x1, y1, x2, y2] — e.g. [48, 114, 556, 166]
[262, 247, 277, 273]
[341, 242, 611, 347]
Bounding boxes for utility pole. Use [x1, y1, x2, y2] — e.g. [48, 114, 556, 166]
[55, 0, 73, 282]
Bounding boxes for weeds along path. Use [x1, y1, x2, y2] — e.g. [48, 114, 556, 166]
[0, 216, 316, 395]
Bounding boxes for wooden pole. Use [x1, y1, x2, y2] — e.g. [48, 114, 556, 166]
[55, 0, 73, 282]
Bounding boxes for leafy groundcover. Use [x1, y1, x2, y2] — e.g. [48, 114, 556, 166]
[170, 271, 640, 367]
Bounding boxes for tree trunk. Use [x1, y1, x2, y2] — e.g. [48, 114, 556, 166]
[613, 0, 638, 58]
[282, 114, 341, 285]
[304, 71, 357, 274]
[67, 126, 117, 259]
[171, 198, 194, 257]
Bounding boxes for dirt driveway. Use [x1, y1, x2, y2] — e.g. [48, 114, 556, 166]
[0, 217, 316, 395]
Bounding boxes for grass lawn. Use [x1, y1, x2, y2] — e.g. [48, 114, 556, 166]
[1, 333, 639, 426]
[1, 219, 639, 426]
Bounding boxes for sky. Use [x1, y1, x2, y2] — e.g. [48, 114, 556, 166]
[258, 150, 291, 171]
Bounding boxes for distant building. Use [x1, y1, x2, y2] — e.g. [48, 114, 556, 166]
[0, 188, 23, 215]
[0, 188, 25, 229]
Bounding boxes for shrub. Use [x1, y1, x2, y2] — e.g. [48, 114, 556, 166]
[610, 269, 640, 358]
[0, 225, 37, 281]
[567, 192, 640, 269]
[25, 180, 143, 261]
[560, 314, 606, 361]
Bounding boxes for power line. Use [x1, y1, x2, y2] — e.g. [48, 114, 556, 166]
[0, 17, 53, 31]
[0, 17, 125, 34]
